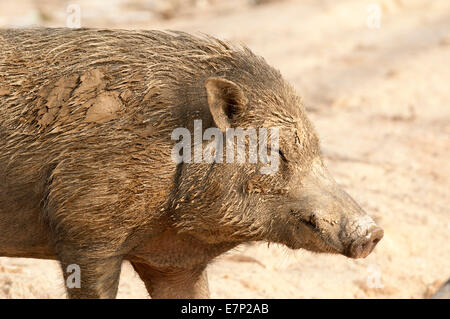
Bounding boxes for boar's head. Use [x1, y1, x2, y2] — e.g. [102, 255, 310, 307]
[171, 76, 382, 259]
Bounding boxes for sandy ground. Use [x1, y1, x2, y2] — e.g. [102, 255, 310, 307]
[0, 0, 449, 298]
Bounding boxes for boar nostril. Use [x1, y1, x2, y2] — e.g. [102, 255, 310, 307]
[370, 228, 384, 244]
[347, 227, 384, 259]
[309, 212, 318, 227]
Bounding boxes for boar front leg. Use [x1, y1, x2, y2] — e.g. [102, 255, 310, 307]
[131, 262, 210, 298]
[43, 158, 137, 298]
[59, 254, 123, 299]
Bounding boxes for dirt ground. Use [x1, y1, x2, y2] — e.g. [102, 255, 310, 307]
[0, 0, 449, 298]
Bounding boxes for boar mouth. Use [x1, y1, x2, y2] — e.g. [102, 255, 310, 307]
[290, 209, 319, 232]
[290, 210, 318, 232]
[289, 209, 342, 254]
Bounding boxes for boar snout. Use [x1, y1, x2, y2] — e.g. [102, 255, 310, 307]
[337, 201, 384, 259]
[290, 192, 384, 258]
[289, 158, 383, 258]
[345, 226, 383, 259]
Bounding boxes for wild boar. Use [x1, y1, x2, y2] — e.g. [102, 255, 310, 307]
[0, 28, 383, 298]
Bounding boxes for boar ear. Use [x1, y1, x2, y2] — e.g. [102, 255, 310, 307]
[205, 77, 248, 132]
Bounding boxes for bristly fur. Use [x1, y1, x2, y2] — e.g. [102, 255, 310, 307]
[0, 28, 380, 298]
